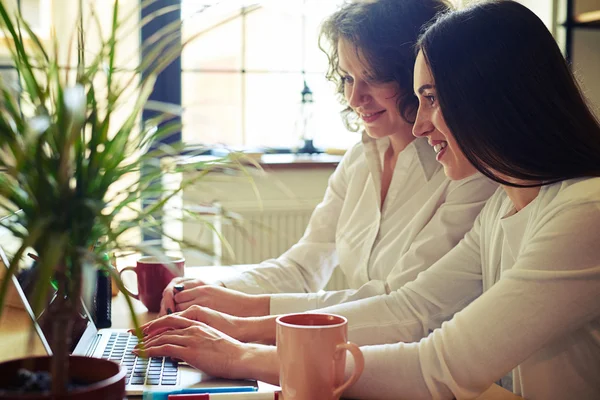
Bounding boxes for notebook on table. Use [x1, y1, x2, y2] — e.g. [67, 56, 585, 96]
[0, 211, 257, 396]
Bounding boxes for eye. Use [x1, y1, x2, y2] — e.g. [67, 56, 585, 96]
[341, 75, 354, 85]
[423, 94, 436, 106]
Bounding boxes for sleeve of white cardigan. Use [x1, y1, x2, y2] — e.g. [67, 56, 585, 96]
[268, 175, 497, 315]
[317, 209, 485, 346]
[216, 145, 356, 295]
[343, 201, 600, 400]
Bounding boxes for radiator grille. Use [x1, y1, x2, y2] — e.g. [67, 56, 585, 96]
[222, 209, 312, 265]
[220, 207, 348, 290]
[179, 204, 348, 291]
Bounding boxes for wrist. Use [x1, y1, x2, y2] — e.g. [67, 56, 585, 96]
[248, 294, 271, 317]
[236, 343, 280, 386]
[238, 315, 278, 345]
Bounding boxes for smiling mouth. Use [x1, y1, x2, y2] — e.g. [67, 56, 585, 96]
[433, 142, 447, 155]
[360, 110, 385, 123]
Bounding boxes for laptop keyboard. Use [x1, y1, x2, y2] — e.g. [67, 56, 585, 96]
[101, 332, 179, 386]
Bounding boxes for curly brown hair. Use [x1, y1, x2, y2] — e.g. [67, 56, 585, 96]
[319, 0, 450, 132]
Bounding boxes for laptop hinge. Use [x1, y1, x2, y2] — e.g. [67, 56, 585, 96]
[86, 333, 102, 357]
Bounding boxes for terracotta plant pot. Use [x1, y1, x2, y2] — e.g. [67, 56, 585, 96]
[0, 356, 126, 400]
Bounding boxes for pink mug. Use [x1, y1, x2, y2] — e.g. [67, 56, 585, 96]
[119, 256, 184, 312]
[276, 313, 364, 400]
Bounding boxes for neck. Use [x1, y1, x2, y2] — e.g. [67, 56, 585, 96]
[387, 123, 416, 158]
[501, 184, 541, 212]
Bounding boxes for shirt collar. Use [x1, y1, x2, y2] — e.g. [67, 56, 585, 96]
[361, 131, 439, 181]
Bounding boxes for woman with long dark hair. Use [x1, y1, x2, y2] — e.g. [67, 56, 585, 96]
[137, 1, 600, 398]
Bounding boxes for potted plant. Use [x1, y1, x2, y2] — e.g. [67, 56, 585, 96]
[0, 1, 245, 397]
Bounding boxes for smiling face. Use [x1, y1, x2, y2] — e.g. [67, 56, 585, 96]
[337, 38, 413, 142]
[412, 51, 477, 180]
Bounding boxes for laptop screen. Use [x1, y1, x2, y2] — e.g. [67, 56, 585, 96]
[0, 211, 93, 355]
[0, 212, 52, 361]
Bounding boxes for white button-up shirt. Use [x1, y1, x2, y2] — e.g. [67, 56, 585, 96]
[219, 133, 498, 313]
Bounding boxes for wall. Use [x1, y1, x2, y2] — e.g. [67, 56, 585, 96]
[569, 0, 600, 116]
[0, 0, 144, 253]
[461, 0, 600, 115]
[171, 164, 335, 267]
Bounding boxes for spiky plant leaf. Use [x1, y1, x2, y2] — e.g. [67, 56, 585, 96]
[0, 1, 256, 395]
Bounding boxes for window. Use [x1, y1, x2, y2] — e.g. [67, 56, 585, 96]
[1, 0, 52, 39]
[1, 0, 52, 76]
[181, 0, 356, 151]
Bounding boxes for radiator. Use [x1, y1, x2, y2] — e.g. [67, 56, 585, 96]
[217, 206, 348, 291]
[222, 208, 312, 265]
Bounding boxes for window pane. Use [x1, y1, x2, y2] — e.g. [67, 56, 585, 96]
[181, 1, 357, 149]
[244, 72, 353, 149]
[182, 72, 243, 146]
[245, 7, 303, 71]
[244, 73, 304, 148]
[182, 12, 243, 71]
[306, 73, 358, 150]
[304, 0, 346, 73]
[3, 0, 51, 36]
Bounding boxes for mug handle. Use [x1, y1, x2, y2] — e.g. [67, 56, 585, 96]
[118, 266, 139, 300]
[332, 342, 365, 398]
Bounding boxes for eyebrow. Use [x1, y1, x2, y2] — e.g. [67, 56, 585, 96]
[417, 84, 435, 94]
[337, 66, 373, 79]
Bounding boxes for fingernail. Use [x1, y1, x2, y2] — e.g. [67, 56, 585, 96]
[167, 308, 173, 315]
[174, 284, 184, 292]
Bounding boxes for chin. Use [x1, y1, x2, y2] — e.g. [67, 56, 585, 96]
[443, 165, 474, 181]
[363, 126, 389, 139]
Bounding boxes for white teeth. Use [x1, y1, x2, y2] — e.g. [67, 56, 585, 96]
[433, 142, 447, 154]
[361, 111, 381, 118]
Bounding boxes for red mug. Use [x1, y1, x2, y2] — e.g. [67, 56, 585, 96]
[119, 256, 185, 312]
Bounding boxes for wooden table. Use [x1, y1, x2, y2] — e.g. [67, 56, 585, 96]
[111, 290, 523, 400]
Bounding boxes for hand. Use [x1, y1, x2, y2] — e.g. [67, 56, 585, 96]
[139, 305, 249, 342]
[133, 315, 282, 385]
[173, 285, 270, 318]
[133, 315, 247, 380]
[159, 277, 220, 317]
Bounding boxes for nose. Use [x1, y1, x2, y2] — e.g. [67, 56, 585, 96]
[347, 81, 370, 109]
[412, 105, 434, 138]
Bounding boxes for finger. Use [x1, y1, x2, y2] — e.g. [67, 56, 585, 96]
[178, 305, 213, 320]
[169, 276, 190, 285]
[133, 343, 187, 360]
[174, 283, 185, 292]
[174, 285, 216, 303]
[160, 292, 176, 317]
[158, 304, 174, 318]
[141, 330, 192, 348]
[143, 314, 198, 336]
[137, 315, 169, 335]
[136, 319, 156, 332]
[174, 300, 199, 312]
[144, 326, 174, 338]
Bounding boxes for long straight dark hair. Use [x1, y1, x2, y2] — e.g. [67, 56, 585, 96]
[417, 0, 600, 187]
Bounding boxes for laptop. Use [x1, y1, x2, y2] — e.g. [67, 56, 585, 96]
[0, 211, 257, 396]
